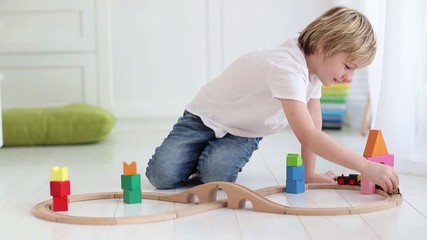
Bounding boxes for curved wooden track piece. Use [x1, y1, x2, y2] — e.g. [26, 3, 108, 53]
[33, 182, 402, 225]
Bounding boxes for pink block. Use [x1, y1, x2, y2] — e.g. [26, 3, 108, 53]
[361, 177, 376, 194]
[365, 154, 394, 167]
[361, 154, 395, 195]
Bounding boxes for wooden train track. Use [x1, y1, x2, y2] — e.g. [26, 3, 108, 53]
[33, 182, 402, 225]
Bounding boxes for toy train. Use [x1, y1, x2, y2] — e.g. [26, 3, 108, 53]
[337, 174, 360, 186]
[336, 173, 400, 195]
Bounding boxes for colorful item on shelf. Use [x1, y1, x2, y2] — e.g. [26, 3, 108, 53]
[320, 83, 350, 130]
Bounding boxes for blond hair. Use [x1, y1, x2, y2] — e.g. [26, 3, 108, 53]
[298, 6, 376, 67]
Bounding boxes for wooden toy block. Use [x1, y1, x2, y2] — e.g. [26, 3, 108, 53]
[285, 179, 305, 194]
[158, 182, 219, 204]
[115, 212, 177, 225]
[123, 161, 137, 176]
[139, 192, 161, 201]
[57, 215, 119, 225]
[286, 165, 305, 180]
[33, 182, 403, 225]
[176, 202, 226, 218]
[285, 207, 350, 216]
[361, 155, 394, 195]
[50, 166, 68, 181]
[254, 185, 286, 196]
[363, 129, 389, 157]
[33, 202, 59, 222]
[361, 177, 376, 194]
[69, 192, 116, 203]
[218, 182, 287, 214]
[350, 200, 396, 214]
[121, 174, 141, 190]
[308, 183, 356, 190]
[52, 196, 68, 211]
[114, 192, 124, 199]
[123, 189, 142, 204]
[366, 154, 394, 167]
[390, 193, 403, 205]
[286, 153, 303, 167]
[50, 180, 71, 197]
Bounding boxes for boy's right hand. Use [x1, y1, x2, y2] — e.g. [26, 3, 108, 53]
[361, 161, 399, 193]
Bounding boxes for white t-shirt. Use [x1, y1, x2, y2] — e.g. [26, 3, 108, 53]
[186, 37, 322, 138]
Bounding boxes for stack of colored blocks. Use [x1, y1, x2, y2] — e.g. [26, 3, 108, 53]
[285, 153, 305, 194]
[320, 83, 350, 130]
[361, 130, 395, 194]
[121, 161, 142, 204]
[50, 166, 70, 211]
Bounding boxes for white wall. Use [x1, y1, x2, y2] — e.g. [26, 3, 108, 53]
[107, 0, 208, 117]
[222, 0, 334, 66]
[0, 0, 371, 130]
[104, 0, 341, 117]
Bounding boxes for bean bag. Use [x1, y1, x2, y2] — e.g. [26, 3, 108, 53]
[2, 104, 115, 146]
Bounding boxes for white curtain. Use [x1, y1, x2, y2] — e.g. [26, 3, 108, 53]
[366, 0, 427, 175]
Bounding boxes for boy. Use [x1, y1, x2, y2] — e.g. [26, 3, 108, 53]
[146, 6, 399, 193]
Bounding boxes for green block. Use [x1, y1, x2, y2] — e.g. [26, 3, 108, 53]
[123, 189, 142, 204]
[320, 97, 347, 103]
[286, 153, 303, 166]
[121, 174, 141, 190]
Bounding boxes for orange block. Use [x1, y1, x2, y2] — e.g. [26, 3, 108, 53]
[123, 161, 137, 175]
[363, 130, 389, 157]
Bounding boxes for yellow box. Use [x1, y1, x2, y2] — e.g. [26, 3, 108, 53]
[50, 166, 68, 181]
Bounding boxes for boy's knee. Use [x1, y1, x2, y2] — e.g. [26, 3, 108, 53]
[197, 156, 242, 184]
[147, 179, 175, 189]
[145, 162, 189, 189]
[145, 167, 174, 189]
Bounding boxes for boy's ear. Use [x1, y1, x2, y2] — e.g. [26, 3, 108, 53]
[317, 46, 326, 56]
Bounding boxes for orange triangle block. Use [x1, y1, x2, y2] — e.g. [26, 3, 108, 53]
[363, 130, 389, 157]
[123, 161, 137, 175]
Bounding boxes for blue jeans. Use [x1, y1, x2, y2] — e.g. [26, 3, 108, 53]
[146, 111, 262, 189]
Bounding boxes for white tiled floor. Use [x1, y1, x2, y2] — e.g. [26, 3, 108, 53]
[1, 118, 427, 240]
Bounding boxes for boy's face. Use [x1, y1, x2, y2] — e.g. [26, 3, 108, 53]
[315, 51, 361, 86]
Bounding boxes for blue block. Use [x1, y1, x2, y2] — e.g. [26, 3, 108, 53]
[286, 165, 305, 180]
[286, 179, 305, 194]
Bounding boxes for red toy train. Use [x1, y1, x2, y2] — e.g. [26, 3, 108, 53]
[337, 173, 400, 195]
[336, 174, 360, 186]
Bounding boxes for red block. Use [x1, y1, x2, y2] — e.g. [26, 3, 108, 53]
[50, 180, 71, 197]
[52, 196, 68, 211]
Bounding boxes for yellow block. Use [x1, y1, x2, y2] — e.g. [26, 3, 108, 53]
[322, 84, 351, 90]
[50, 166, 69, 181]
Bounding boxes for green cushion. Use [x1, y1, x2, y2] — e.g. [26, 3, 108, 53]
[2, 104, 115, 146]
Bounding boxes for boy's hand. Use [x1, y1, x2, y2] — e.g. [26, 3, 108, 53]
[306, 171, 337, 183]
[361, 161, 399, 193]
